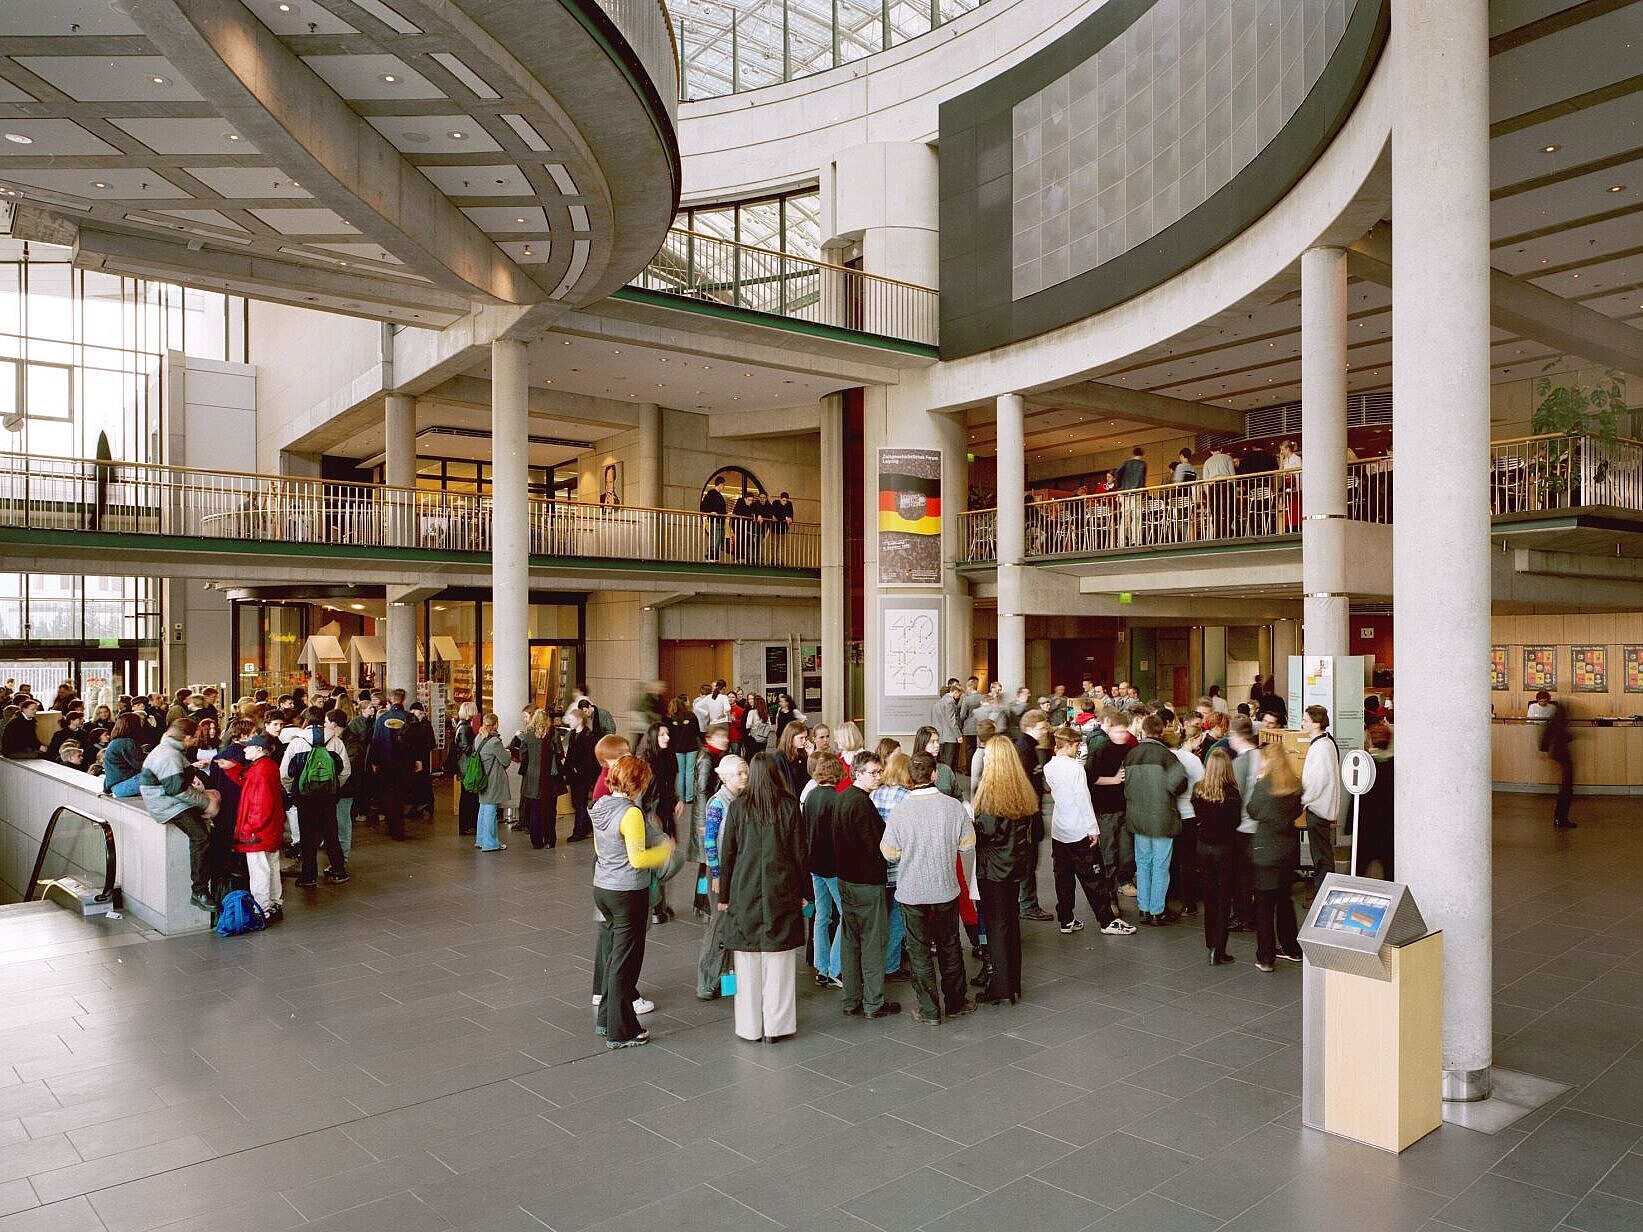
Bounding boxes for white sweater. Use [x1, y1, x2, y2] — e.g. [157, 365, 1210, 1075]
[1300, 732, 1342, 822]
[1044, 754, 1099, 843]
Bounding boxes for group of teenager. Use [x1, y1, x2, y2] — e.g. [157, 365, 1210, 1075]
[584, 676, 1381, 1051]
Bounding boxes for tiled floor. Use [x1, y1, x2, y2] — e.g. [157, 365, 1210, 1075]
[1, 790, 1640, 1232]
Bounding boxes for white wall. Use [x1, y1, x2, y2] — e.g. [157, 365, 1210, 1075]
[250, 301, 386, 470]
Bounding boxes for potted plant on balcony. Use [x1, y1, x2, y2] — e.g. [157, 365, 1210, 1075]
[1529, 369, 1628, 507]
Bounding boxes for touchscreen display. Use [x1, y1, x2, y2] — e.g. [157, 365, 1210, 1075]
[1313, 888, 1391, 938]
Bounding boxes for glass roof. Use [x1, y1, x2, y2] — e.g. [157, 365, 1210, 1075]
[671, 0, 989, 100]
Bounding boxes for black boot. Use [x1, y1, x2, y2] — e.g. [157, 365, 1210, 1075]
[970, 964, 995, 989]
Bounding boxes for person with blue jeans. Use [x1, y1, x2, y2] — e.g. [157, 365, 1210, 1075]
[802, 751, 845, 987]
[102, 713, 146, 797]
[472, 713, 511, 852]
[1122, 712, 1188, 925]
[871, 755, 914, 977]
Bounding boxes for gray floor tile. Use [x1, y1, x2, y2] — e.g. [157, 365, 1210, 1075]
[1023, 1081, 1178, 1147]
[1032, 1130, 1201, 1208]
[1084, 1193, 1224, 1232]
[0, 1198, 106, 1232]
[1562, 1190, 1643, 1232]
[1492, 1110, 1643, 1197]
[1570, 1057, 1643, 1127]
[300, 1191, 453, 1232]
[929, 1126, 1077, 1192]
[30, 1135, 214, 1205]
[920, 1176, 1109, 1232]
[1597, 1150, 1643, 1201]
[1126, 1054, 1235, 1098]
[1124, 1077, 1296, 1159]
[1437, 1173, 1580, 1232]
[838, 1165, 987, 1231]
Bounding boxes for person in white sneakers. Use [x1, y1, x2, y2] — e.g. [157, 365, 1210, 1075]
[1044, 728, 1136, 937]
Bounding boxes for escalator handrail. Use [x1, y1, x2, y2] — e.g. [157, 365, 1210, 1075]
[26, 805, 118, 905]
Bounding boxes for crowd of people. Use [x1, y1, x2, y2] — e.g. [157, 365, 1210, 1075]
[583, 672, 1400, 1051]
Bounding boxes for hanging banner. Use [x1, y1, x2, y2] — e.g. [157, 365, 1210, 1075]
[1571, 646, 1608, 693]
[1489, 646, 1509, 691]
[1523, 646, 1557, 690]
[879, 598, 942, 732]
[877, 448, 942, 585]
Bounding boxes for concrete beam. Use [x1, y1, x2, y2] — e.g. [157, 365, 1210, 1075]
[1038, 382, 1245, 435]
[125, 0, 546, 305]
[1349, 222, 1643, 374]
[1513, 549, 1643, 582]
[708, 405, 823, 438]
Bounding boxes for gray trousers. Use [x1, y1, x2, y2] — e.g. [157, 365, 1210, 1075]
[696, 874, 730, 997]
[839, 880, 889, 1014]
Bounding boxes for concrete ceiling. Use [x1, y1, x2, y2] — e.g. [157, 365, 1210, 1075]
[0, 0, 679, 326]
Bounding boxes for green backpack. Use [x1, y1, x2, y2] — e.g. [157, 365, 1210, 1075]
[294, 728, 340, 797]
[461, 745, 487, 794]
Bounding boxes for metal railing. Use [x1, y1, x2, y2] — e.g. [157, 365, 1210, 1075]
[960, 434, 1641, 563]
[0, 452, 820, 571]
[595, 0, 681, 123]
[629, 228, 939, 346]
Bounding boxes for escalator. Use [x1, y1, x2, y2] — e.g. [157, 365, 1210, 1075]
[0, 806, 147, 962]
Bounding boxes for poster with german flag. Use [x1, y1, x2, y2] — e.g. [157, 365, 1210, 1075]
[878, 449, 942, 584]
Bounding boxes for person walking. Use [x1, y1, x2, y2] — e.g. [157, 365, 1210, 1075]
[717, 754, 811, 1043]
[591, 756, 675, 1047]
[881, 752, 977, 1025]
[1247, 741, 1304, 972]
[472, 713, 512, 853]
[696, 754, 748, 1000]
[971, 735, 1040, 1004]
[1193, 747, 1242, 965]
[1540, 701, 1577, 830]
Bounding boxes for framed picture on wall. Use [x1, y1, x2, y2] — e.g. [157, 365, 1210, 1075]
[1572, 646, 1608, 693]
[1624, 646, 1643, 694]
[1523, 646, 1557, 690]
[1489, 646, 1508, 691]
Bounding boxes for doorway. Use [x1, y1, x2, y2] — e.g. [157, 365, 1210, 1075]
[529, 643, 579, 713]
[661, 640, 733, 699]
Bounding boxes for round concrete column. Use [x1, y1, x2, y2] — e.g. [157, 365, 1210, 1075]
[385, 593, 418, 696]
[634, 403, 662, 509]
[384, 394, 415, 488]
[1301, 247, 1351, 660]
[1392, 0, 1493, 1102]
[820, 393, 846, 725]
[996, 393, 1027, 693]
[491, 338, 531, 728]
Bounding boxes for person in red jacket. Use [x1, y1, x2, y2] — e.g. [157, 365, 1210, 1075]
[231, 734, 285, 920]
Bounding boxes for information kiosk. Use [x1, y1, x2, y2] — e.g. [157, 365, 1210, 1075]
[1299, 873, 1442, 1153]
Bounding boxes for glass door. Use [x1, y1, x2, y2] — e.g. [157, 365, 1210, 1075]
[529, 643, 578, 713]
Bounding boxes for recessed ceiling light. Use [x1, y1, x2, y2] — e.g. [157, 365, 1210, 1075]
[522, 245, 532, 255]
[91, 180, 109, 189]
[150, 75, 169, 86]
[447, 130, 467, 140]
[277, 2, 294, 11]
[3, 133, 32, 145]
[612, 349, 622, 355]
[224, 132, 241, 141]
[562, 339, 571, 345]
[1542, 144, 1559, 153]
[350, 603, 364, 611]
[1607, 184, 1625, 193]
[381, 74, 398, 83]
[514, 216, 525, 223]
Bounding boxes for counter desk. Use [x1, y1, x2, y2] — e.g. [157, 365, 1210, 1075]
[1492, 718, 1643, 795]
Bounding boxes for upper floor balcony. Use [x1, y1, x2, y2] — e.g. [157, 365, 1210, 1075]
[621, 228, 939, 351]
[958, 434, 1643, 566]
[0, 453, 819, 588]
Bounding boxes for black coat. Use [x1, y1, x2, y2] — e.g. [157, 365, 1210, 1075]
[565, 727, 601, 791]
[1246, 778, 1302, 891]
[974, 809, 1035, 882]
[718, 797, 809, 952]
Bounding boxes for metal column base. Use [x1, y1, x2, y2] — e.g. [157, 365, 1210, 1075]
[1442, 1067, 1492, 1103]
[1441, 1067, 1569, 1135]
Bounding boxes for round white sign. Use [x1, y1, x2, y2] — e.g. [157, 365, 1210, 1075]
[1341, 747, 1377, 797]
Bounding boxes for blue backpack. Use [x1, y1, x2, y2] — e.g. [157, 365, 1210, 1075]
[214, 889, 267, 937]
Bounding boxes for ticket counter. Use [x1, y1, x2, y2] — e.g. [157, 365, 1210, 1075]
[1491, 718, 1643, 794]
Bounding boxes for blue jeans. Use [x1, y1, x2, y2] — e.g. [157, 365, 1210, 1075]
[1134, 834, 1174, 916]
[676, 750, 697, 804]
[336, 796, 352, 857]
[885, 893, 905, 974]
[810, 874, 841, 979]
[476, 803, 503, 851]
[108, 776, 142, 798]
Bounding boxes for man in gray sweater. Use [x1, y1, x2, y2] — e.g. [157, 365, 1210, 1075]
[881, 752, 977, 1025]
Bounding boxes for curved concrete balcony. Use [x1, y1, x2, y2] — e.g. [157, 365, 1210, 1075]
[0, 0, 681, 327]
[961, 434, 1643, 564]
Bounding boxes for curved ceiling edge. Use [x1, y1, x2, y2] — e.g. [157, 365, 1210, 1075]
[939, 0, 1390, 360]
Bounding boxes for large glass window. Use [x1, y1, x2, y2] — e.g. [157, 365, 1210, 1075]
[0, 239, 241, 461]
[674, 0, 990, 100]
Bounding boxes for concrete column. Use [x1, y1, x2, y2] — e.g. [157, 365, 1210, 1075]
[820, 394, 846, 725]
[1271, 618, 1298, 694]
[996, 393, 1027, 694]
[634, 403, 662, 508]
[385, 587, 418, 696]
[491, 338, 530, 729]
[1300, 246, 1351, 660]
[1392, 0, 1493, 1103]
[384, 393, 415, 488]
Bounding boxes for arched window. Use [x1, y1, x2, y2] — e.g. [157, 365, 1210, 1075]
[702, 465, 765, 504]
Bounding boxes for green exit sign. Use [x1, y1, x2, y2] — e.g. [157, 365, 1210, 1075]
[97, 638, 120, 648]
[1117, 592, 1133, 604]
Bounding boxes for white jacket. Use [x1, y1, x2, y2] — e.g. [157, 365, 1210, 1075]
[280, 725, 352, 794]
[1300, 732, 1342, 822]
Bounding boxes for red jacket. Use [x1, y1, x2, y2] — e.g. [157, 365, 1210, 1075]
[232, 756, 284, 853]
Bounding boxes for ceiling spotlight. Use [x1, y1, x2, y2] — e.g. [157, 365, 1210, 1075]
[1541, 144, 1559, 153]
[447, 130, 467, 140]
[522, 245, 532, 255]
[1607, 184, 1625, 193]
[380, 73, 398, 83]
[514, 216, 525, 223]
[3, 133, 32, 145]
[277, 2, 294, 10]
[91, 180, 109, 189]
[150, 75, 169, 86]
[224, 132, 241, 141]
